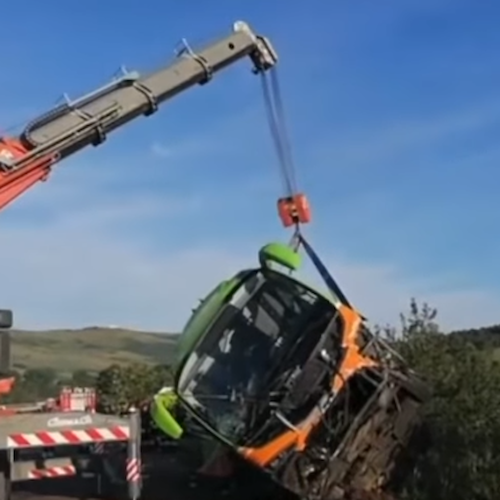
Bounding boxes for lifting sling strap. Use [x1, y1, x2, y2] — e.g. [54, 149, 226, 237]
[297, 232, 352, 308]
[261, 68, 353, 310]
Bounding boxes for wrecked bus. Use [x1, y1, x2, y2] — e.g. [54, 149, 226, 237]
[152, 241, 430, 499]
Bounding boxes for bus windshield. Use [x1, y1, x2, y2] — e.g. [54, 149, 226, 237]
[177, 270, 337, 446]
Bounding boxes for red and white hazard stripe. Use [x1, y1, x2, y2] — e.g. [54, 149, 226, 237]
[126, 458, 141, 482]
[7, 426, 130, 449]
[28, 465, 76, 480]
[94, 442, 105, 454]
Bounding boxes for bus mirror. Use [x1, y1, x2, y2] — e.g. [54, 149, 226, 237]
[150, 393, 183, 439]
[259, 243, 302, 271]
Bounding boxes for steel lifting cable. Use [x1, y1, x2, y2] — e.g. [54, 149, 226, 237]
[260, 68, 298, 199]
[261, 69, 311, 235]
[260, 69, 352, 308]
[261, 69, 302, 256]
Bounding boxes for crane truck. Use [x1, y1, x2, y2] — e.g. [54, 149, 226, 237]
[0, 20, 276, 212]
[0, 18, 430, 500]
[0, 20, 278, 500]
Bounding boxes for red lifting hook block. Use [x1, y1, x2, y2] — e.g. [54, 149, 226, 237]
[277, 193, 311, 228]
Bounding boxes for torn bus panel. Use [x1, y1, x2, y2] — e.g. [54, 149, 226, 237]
[152, 242, 430, 499]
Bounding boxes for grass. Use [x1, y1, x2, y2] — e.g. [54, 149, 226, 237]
[9, 327, 178, 373]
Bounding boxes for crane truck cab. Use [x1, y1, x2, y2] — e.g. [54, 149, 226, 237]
[151, 243, 429, 499]
[0, 311, 12, 330]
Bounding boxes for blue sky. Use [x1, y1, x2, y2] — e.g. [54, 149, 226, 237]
[0, 0, 499, 331]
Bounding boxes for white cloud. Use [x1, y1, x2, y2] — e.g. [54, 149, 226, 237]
[150, 140, 216, 161]
[1, 168, 498, 333]
[149, 106, 268, 163]
[313, 98, 500, 171]
[313, 256, 500, 332]
[151, 143, 176, 159]
[1, 71, 498, 334]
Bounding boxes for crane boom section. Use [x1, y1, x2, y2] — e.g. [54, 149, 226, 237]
[0, 21, 277, 210]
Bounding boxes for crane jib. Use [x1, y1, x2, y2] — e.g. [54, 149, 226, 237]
[3, 21, 278, 174]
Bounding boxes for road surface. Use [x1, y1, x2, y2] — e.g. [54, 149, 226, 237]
[11, 449, 283, 500]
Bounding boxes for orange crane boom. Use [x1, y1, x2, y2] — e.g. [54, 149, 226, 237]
[0, 21, 277, 211]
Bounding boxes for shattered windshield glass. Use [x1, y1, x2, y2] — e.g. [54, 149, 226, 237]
[177, 270, 338, 446]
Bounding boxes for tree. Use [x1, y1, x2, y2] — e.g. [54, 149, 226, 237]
[95, 363, 172, 414]
[71, 369, 96, 387]
[1, 367, 61, 403]
[395, 300, 500, 500]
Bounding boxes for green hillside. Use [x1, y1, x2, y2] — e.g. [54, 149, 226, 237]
[9, 327, 178, 372]
[8, 322, 500, 374]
